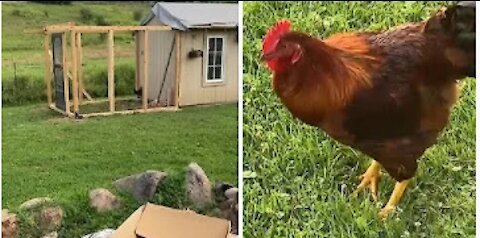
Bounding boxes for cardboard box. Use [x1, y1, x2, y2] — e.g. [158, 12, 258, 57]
[111, 203, 232, 238]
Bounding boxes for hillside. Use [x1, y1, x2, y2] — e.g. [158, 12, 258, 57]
[2, 2, 152, 105]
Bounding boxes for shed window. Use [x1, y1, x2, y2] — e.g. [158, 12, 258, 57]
[206, 36, 224, 82]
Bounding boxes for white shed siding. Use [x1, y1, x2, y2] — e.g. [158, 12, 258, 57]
[179, 29, 238, 106]
[137, 18, 238, 107]
[137, 17, 176, 105]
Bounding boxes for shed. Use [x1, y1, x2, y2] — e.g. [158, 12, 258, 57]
[138, 2, 239, 107]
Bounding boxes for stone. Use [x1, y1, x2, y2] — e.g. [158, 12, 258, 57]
[82, 229, 115, 238]
[42, 231, 58, 238]
[89, 188, 122, 212]
[113, 170, 166, 202]
[39, 206, 63, 232]
[186, 162, 212, 208]
[224, 188, 238, 202]
[213, 182, 234, 202]
[2, 210, 18, 238]
[19, 197, 53, 210]
[216, 186, 238, 235]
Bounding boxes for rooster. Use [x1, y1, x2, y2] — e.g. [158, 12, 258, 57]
[261, 2, 475, 218]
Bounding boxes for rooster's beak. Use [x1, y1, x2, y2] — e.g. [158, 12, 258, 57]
[261, 51, 277, 61]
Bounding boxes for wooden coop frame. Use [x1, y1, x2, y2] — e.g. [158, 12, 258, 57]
[42, 23, 181, 118]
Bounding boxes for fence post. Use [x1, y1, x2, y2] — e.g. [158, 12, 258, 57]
[13, 62, 17, 82]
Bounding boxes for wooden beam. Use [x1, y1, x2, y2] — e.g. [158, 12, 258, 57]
[143, 30, 149, 110]
[45, 25, 171, 33]
[27, 22, 76, 34]
[108, 30, 115, 112]
[81, 106, 179, 118]
[175, 32, 181, 108]
[44, 33, 53, 105]
[62, 33, 70, 114]
[49, 104, 75, 118]
[77, 32, 84, 103]
[80, 95, 135, 106]
[82, 89, 93, 101]
[71, 31, 79, 112]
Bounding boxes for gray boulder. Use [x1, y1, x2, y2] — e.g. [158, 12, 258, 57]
[39, 206, 63, 233]
[186, 163, 212, 208]
[2, 210, 18, 238]
[89, 188, 122, 212]
[113, 170, 166, 202]
[19, 197, 53, 210]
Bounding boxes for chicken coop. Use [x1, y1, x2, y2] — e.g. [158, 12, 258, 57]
[43, 2, 238, 118]
[139, 2, 239, 106]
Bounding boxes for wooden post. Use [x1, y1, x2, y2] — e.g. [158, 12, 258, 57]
[143, 30, 149, 110]
[44, 33, 53, 105]
[71, 31, 79, 113]
[174, 32, 181, 108]
[108, 30, 115, 112]
[77, 32, 84, 103]
[62, 32, 70, 114]
[134, 31, 139, 90]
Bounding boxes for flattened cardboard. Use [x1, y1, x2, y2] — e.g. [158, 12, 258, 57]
[110, 203, 231, 238]
[110, 205, 145, 238]
[136, 204, 230, 238]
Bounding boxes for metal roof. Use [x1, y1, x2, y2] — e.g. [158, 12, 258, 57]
[141, 2, 238, 31]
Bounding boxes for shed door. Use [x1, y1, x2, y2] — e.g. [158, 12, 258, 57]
[52, 33, 66, 111]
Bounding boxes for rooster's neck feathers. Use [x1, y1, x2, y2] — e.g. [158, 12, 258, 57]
[273, 34, 376, 118]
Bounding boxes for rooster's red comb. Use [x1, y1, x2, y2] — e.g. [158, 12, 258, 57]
[262, 19, 291, 54]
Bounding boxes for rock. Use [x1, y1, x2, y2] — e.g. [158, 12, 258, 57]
[89, 188, 122, 212]
[218, 198, 238, 235]
[82, 229, 115, 238]
[19, 197, 53, 210]
[214, 182, 234, 202]
[42, 231, 58, 238]
[39, 206, 63, 232]
[216, 187, 238, 235]
[229, 205, 239, 235]
[218, 199, 232, 211]
[113, 170, 166, 202]
[2, 210, 18, 238]
[186, 163, 212, 208]
[224, 188, 238, 202]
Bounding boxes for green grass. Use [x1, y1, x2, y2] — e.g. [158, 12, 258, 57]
[243, 2, 475, 238]
[2, 2, 150, 105]
[2, 103, 238, 236]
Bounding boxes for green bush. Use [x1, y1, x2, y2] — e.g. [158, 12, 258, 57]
[95, 16, 110, 41]
[79, 8, 94, 22]
[2, 64, 135, 106]
[11, 9, 21, 16]
[83, 64, 136, 98]
[95, 15, 109, 26]
[2, 76, 46, 106]
[133, 10, 143, 21]
[114, 64, 136, 96]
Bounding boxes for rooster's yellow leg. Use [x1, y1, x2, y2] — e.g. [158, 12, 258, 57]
[353, 160, 382, 202]
[378, 179, 410, 219]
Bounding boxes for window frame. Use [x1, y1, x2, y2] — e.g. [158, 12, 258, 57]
[204, 35, 226, 85]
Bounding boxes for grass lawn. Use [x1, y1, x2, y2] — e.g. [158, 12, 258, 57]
[243, 2, 475, 238]
[2, 103, 238, 236]
[2, 1, 148, 72]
